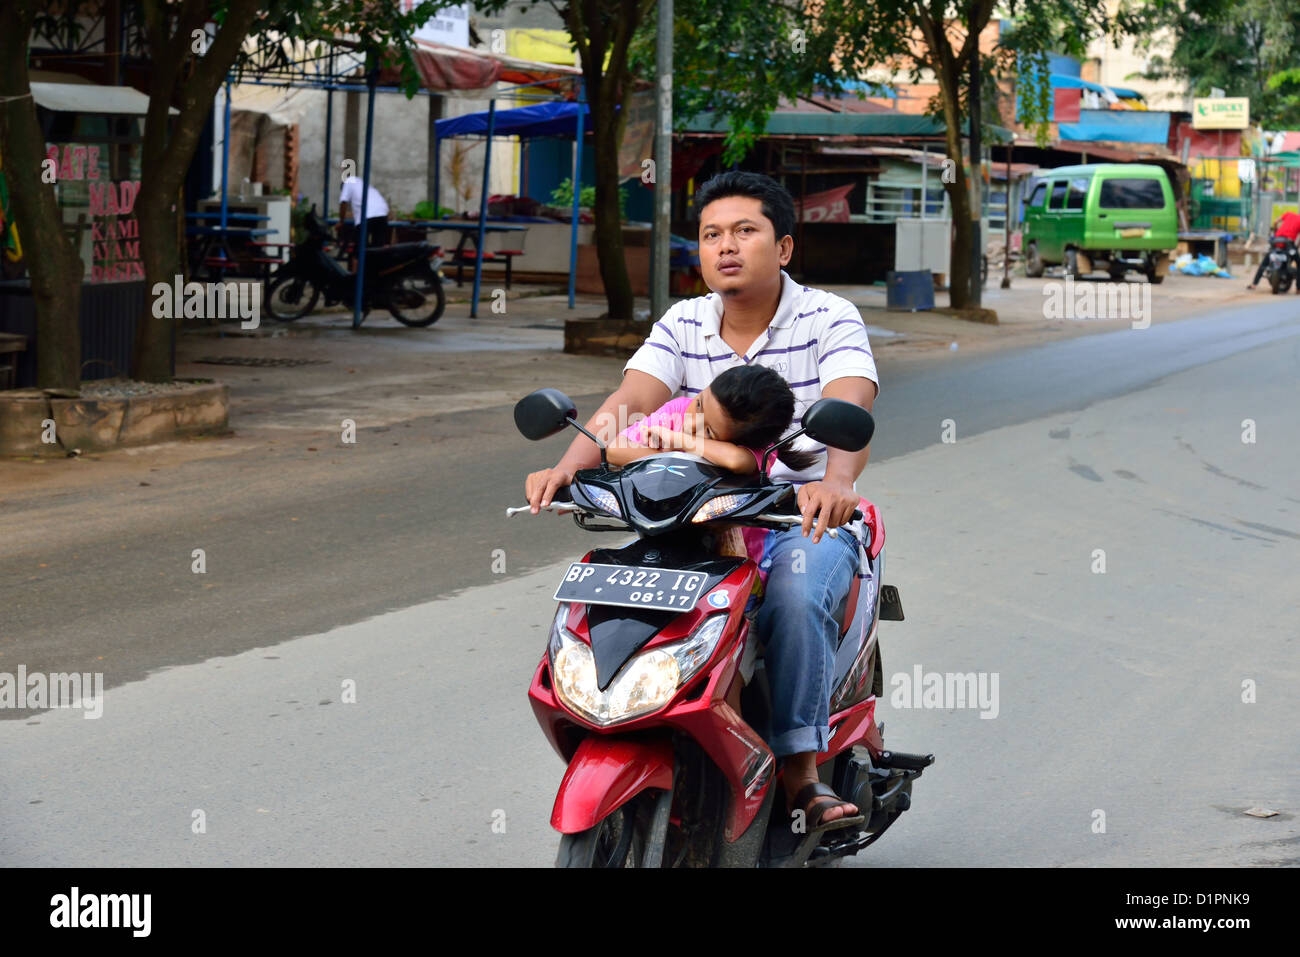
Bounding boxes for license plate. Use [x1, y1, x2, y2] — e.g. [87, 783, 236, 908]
[554, 562, 710, 612]
[1117, 227, 1146, 238]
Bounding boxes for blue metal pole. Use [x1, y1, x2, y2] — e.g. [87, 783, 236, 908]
[220, 76, 232, 231]
[568, 96, 584, 309]
[353, 67, 377, 329]
[323, 88, 333, 215]
[470, 99, 496, 319]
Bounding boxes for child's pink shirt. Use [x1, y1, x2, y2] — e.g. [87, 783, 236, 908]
[621, 396, 767, 562]
[620, 396, 766, 470]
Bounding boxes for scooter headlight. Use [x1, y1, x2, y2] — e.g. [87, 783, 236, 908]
[548, 613, 729, 726]
[548, 602, 572, 659]
[658, 613, 728, 683]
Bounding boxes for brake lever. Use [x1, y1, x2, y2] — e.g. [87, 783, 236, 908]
[505, 503, 583, 517]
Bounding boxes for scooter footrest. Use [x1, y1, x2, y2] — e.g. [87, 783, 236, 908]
[875, 749, 935, 771]
[879, 585, 904, 621]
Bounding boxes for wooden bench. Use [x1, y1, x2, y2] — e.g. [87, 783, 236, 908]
[0, 332, 27, 390]
[452, 248, 525, 289]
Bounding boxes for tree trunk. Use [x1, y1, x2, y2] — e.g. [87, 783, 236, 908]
[132, 0, 262, 382]
[591, 87, 634, 318]
[937, 71, 973, 309]
[0, 0, 83, 390]
[569, 0, 638, 320]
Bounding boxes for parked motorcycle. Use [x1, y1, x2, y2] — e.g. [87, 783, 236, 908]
[1265, 235, 1297, 294]
[509, 388, 932, 867]
[265, 207, 446, 325]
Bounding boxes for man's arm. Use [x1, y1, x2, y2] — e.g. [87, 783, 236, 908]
[797, 376, 878, 542]
[524, 370, 671, 512]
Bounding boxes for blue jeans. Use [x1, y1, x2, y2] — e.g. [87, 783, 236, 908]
[753, 525, 861, 758]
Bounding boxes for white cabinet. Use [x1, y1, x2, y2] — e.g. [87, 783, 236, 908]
[895, 218, 951, 274]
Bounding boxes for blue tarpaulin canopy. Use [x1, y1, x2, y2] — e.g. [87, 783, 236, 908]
[436, 100, 590, 138]
[1059, 109, 1171, 145]
[435, 98, 590, 308]
[1050, 74, 1143, 101]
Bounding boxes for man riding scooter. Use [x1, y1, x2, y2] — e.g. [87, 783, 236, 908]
[525, 171, 879, 834]
[1247, 210, 1300, 291]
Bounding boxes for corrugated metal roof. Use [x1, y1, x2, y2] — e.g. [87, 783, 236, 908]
[30, 82, 178, 115]
[683, 110, 1013, 141]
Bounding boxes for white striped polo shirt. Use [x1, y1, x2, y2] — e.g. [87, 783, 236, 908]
[623, 269, 879, 485]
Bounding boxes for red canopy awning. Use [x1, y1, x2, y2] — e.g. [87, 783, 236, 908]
[374, 39, 581, 92]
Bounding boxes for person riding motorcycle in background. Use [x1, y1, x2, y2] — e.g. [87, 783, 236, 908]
[1246, 210, 1300, 291]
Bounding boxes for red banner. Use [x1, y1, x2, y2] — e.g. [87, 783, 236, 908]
[796, 184, 855, 223]
[1173, 121, 1242, 158]
[1053, 88, 1081, 123]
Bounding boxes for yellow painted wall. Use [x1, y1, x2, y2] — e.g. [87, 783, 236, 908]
[501, 30, 579, 195]
[508, 30, 577, 67]
[1191, 158, 1242, 198]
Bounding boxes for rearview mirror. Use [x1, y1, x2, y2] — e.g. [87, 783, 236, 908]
[802, 398, 874, 452]
[513, 388, 578, 441]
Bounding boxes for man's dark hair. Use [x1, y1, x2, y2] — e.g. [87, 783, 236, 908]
[694, 171, 797, 243]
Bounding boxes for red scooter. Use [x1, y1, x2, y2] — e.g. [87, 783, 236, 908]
[510, 388, 933, 867]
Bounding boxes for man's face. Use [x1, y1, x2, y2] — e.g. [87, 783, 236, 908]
[698, 195, 792, 296]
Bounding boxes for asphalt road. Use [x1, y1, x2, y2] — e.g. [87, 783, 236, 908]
[2, 297, 1297, 866]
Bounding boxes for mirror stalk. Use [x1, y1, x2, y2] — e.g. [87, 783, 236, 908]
[568, 417, 609, 469]
[759, 426, 809, 483]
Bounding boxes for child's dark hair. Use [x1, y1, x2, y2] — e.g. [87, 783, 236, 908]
[708, 365, 819, 472]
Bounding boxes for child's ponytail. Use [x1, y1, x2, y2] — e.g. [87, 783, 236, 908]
[710, 365, 825, 474]
[773, 443, 820, 473]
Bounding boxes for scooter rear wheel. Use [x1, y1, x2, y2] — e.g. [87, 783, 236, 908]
[386, 265, 446, 327]
[266, 274, 320, 321]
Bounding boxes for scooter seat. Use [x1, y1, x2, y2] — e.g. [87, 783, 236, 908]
[364, 242, 433, 266]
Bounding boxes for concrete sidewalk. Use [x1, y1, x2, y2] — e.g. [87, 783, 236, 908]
[0, 269, 1264, 486]
[176, 269, 1258, 437]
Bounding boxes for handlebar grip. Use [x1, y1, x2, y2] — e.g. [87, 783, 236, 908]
[852, 509, 863, 522]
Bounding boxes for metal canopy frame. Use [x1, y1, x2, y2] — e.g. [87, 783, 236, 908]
[217, 36, 579, 326]
[433, 97, 591, 313]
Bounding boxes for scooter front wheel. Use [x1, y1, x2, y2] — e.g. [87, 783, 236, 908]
[555, 803, 644, 868]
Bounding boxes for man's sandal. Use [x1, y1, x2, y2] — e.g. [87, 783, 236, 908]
[790, 782, 866, 835]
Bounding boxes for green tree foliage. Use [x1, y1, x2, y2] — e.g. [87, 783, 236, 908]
[628, 2, 831, 166]
[1127, 0, 1300, 129]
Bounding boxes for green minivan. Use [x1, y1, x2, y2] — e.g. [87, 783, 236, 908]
[1021, 163, 1177, 282]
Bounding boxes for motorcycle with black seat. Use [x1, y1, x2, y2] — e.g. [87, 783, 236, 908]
[264, 207, 446, 325]
[508, 388, 933, 868]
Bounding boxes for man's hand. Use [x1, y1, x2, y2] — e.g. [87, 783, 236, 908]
[525, 466, 575, 514]
[797, 478, 860, 544]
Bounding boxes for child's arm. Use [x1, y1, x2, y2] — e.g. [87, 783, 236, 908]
[607, 442, 663, 466]
[641, 426, 757, 473]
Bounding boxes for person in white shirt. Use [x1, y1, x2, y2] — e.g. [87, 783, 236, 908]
[524, 171, 879, 832]
[338, 175, 390, 259]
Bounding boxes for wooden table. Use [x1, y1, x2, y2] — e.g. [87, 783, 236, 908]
[0, 331, 28, 390]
